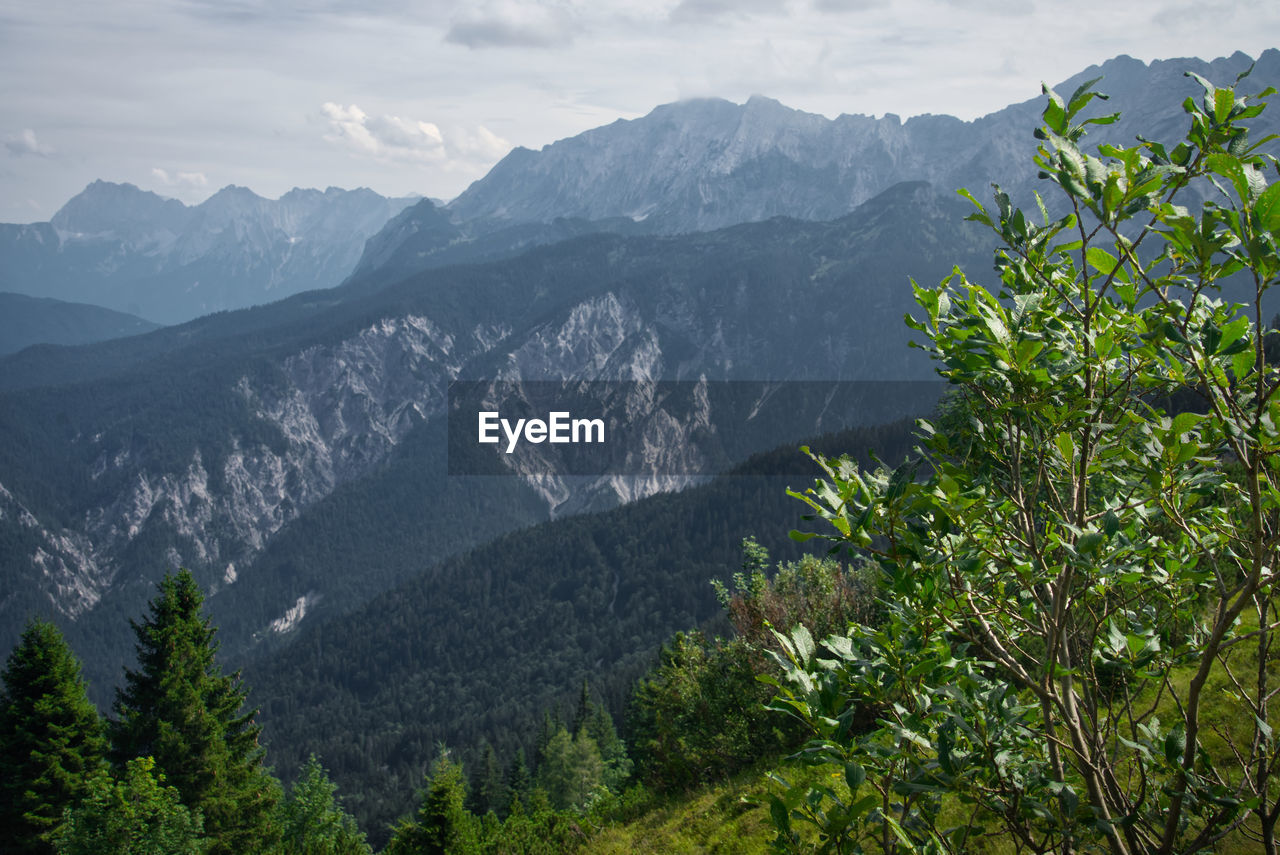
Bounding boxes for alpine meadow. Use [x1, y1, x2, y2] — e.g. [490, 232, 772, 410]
[2, 33, 1280, 855]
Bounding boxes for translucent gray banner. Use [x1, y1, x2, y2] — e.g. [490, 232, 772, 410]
[446, 379, 944, 476]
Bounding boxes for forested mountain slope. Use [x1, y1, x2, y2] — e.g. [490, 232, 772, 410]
[245, 415, 921, 843]
[0, 292, 160, 355]
[0, 181, 985, 700]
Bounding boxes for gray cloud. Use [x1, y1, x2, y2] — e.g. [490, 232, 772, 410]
[2, 0, 1276, 221]
[670, 0, 788, 22]
[445, 1, 578, 48]
[180, 0, 451, 25]
[812, 0, 888, 11]
[3, 129, 54, 158]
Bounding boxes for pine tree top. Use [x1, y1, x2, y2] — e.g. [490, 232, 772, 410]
[0, 618, 106, 854]
[109, 569, 278, 855]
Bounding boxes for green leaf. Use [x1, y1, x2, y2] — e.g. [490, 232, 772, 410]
[1015, 339, 1045, 367]
[849, 793, 880, 818]
[1086, 246, 1130, 283]
[1206, 152, 1250, 201]
[769, 795, 792, 834]
[790, 625, 815, 664]
[845, 762, 866, 793]
[1043, 92, 1067, 134]
[1214, 87, 1235, 124]
[1233, 347, 1256, 379]
[1077, 532, 1106, 555]
[1066, 76, 1104, 117]
[1171, 412, 1201, 437]
[1164, 322, 1189, 345]
[1256, 182, 1280, 234]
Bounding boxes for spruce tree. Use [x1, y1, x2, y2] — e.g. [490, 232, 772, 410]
[0, 618, 107, 855]
[580, 701, 632, 793]
[503, 746, 531, 811]
[570, 679, 592, 737]
[110, 569, 279, 854]
[385, 749, 478, 855]
[570, 679, 631, 792]
[535, 726, 604, 811]
[467, 741, 503, 816]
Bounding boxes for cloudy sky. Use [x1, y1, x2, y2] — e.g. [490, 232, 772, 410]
[2, 0, 1276, 221]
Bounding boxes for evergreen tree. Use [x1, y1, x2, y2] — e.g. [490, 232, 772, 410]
[579, 702, 632, 793]
[570, 679, 632, 793]
[503, 746, 531, 811]
[385, 749, 478, 855]
[467, 741, 503, 817]
[279, 754, 371, 855]
[534, 709, 560, 770]
[0, 618, 107, 855]
[109, 569, 279, 855]
[52, 756, 203, 855]
[485, 790, 585, 855]
[570, 679, 592, 737]
[535, 727, 604, 812]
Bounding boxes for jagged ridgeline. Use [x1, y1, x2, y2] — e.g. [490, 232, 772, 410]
[2, 47, 1279, 851]
[0, 180, 986, 705]
[0, 184, 418, 325]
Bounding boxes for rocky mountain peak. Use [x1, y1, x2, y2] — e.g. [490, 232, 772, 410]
[50, 180, 190, 240]
[3, 183, 417, 323]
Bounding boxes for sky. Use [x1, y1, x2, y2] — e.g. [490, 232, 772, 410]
[1, 0, 1277, 222]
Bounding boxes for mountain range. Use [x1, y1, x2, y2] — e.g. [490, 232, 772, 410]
[1, 48, 1275, 841]
[0, 179, 982, 697]
[5, 49, 1274, 338]
[0, 183, 417, 325]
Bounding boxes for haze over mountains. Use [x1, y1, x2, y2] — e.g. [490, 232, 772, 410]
[0, 183, 417, 325]
[6, 49, 1274, 340]
[0, 49, 1275, 840]
[0, 292, 159, 356]
[451, 51, 1277, 225]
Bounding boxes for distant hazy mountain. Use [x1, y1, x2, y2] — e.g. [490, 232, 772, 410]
[0, 183, 417, 324]
[0, 292, 160, 355]
[0, 181, 986, 701]
[441, 50, 1279, 236]
[1, 50, 1275, 821]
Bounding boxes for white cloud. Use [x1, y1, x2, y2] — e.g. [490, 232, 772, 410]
[445, 0, 578, 48]
[322, 102, 446, 163]
[151, 167, 209, 188]
[670, 0, 789, 23]
[4, 0, 1279, 218]
[321, 102, 511, 169]
[451, 125, 512, 161]
[3, 129, 54, 157]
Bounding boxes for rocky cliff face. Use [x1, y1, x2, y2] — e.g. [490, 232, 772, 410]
[3, 295, 683, 628]
[21, 312, 482, 620]
[0, 181, 979, 664]
[10, 50, 1259, 687]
